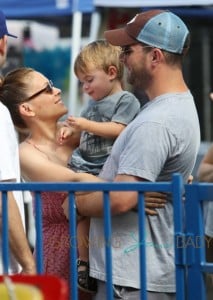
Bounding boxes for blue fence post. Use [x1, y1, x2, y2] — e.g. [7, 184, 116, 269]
[103, 191, 113, 300]
[185, 184, 206, 299]
[69, 192, 78, 300]
[172, 173, 186, 300]
[2, 191, 9, 274]
[138, 192, 147, 300]
[34, 191, 43, 274]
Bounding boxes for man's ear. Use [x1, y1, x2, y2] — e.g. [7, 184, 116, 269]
[19, 103, 35, 117]
[149, 48, 165, 70]
[150, 48, 163, 63]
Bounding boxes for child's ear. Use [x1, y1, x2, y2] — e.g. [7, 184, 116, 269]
[19, 103, 35, 117]
[108, 65, 117, 80]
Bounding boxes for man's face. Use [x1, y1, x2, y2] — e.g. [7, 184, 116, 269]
[120, 44, 152, 91]
[0, 36, 8, 67]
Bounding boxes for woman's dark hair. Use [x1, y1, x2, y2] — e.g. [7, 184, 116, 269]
[0, 67, 34, 130]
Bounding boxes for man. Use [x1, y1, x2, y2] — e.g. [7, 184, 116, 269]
[0, 10, 35, 274]
[76, 9, 200, 299]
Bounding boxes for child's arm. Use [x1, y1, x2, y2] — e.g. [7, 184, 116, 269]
[67, 116, 125, 139]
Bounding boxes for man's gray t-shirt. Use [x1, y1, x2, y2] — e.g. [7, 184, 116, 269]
[68, 91, 140, 175]
[89, 91, 200, 292]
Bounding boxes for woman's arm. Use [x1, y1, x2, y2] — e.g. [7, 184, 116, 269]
[20, 144, 165, 217]
[19, 142, 100, 183]
[197, 144, 213, 182]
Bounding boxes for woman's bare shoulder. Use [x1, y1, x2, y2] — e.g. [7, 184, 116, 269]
[19, 140, 30, 150]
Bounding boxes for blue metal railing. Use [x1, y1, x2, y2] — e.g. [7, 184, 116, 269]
[185, 183, 213, 300]
[1, 173, 212, 299]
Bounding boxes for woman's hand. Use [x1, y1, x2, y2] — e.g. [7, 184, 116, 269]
[56, 122, 74, 145]
[62, 197, 69, 219]
[62, 197, 84, 221]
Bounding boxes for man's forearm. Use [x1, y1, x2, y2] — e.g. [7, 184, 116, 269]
[7, 192, 36, 274]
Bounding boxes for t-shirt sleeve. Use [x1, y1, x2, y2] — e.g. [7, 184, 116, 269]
[117, 122, 175, 181]
[112, 92, 141, 125]
[0, 114, 17, 181]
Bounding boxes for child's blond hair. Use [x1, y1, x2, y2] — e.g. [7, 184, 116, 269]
[74, 39, 123, 80]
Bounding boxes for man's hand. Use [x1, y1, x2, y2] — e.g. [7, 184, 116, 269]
[138, 192, 167, 216]
[21, 263, 36, 275]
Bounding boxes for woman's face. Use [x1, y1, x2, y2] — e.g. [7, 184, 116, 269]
[23, 71, 68, 121]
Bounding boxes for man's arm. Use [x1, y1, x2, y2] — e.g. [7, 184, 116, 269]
[1, 191, 36, 274]
[75, 174, 166, 217]
[197, 144, 213, 282]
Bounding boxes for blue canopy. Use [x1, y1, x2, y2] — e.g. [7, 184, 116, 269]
[2, 1, 213, 19]
[1, 0, 94, 19]
[142, 6, 213, 19]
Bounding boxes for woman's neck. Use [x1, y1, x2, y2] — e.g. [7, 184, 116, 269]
[26, 121, 58, 147]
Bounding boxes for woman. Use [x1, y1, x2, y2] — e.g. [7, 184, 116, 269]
[197, 145, 213, 298]
[0, 67, 166, 297]
[0, 67, 103, 300]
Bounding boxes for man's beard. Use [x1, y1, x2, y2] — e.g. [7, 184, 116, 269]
[127, 65, 152, 91]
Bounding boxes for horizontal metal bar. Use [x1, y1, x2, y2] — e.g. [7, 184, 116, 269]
[0, 181, 174, 192]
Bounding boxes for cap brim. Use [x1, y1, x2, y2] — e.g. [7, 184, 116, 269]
[104, 28, 137, 46]
[7, 32, 17, 38]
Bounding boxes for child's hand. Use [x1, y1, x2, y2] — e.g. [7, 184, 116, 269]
[67, 116, 88, 131]
[57, 125, 74, 145]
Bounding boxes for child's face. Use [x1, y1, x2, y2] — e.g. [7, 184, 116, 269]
[77, 68, 117, 101]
